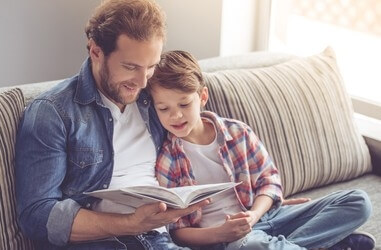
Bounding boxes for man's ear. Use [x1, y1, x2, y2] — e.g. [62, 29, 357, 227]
[200, 87, 209, 107]
[88, 39, 104, 63]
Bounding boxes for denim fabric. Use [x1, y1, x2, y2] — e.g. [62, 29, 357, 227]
[36, 236, 144, 250]
[137, 231, 190, 250]
[36, 232, 189, 250]
[15, 58, 166, 247]
[203, 189, 371, 250]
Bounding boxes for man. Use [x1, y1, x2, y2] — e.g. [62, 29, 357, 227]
[15, 0, 208, 249]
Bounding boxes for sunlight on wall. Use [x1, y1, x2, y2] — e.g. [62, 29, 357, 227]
[269, 0, 381, 104]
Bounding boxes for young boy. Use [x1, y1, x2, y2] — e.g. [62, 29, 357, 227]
[148, 50, 375, 250]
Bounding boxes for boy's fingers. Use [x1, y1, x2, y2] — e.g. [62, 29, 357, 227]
[283, 197, 311, 205]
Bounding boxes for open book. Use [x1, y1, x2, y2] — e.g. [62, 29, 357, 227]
[85, 182, 240, 209]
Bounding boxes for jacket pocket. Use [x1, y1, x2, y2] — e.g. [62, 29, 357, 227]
[68, 148, 103, 169]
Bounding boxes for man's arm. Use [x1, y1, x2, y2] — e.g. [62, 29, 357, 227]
[15, 99, 72, 246]
[70, 201, 209, 242]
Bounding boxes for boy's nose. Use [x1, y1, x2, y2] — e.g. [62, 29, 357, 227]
[170, 110, 183, 119]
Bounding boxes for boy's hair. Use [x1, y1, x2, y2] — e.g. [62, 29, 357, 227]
[85, 0, 166, 56]
[148, 50, 205, 94]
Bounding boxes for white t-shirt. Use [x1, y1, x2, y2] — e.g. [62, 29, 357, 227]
[181, 122, 242, 228]
[93, 92, 165, 232]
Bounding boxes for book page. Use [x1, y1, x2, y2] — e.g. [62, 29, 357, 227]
[85, 188, 182, 208]
[123, 186, 184, 205]
[170, 182, 240, 206]
[85, 182, 240, 209]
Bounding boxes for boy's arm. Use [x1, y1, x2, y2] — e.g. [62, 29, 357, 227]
[172, 219, 251, 246]
[246, 195, 274, 227]
[245, 128, 311, 208]
[171, 195, 273, 246]
[245, 126, 283, 206]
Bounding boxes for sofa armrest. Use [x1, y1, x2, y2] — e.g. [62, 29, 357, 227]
[354, 113, 381, 175]
[364, 136, 381, 175]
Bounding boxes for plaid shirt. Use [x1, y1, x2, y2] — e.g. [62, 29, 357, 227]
[155, 111, 283, 230]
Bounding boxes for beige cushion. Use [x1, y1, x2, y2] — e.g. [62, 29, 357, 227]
[0, 88, 34, 249]
[203, 47, 372, 197]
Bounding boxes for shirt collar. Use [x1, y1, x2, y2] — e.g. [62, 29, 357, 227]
[167, 111, 233, 146]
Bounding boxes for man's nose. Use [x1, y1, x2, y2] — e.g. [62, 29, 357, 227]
[135, 69, 149, 88]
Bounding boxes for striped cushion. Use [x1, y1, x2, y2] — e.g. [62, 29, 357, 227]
[203, 47, 372, 197]
[0, 89, 34, 249]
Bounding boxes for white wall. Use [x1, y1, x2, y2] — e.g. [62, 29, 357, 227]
[156, 0, 223, 60]
[0, 0, 101, 87]
[0, 0, 262, 87]
[220, 0, 271, 56]
[158, 0, 268, 58]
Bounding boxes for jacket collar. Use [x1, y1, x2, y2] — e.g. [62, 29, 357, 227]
[74, 57, 102, 106]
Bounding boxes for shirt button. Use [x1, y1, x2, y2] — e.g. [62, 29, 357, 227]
[109, 118, 113, 122]
[143, 99, 148, 105]
[86, 203, 91, 208]
[103, 184, 108, 189]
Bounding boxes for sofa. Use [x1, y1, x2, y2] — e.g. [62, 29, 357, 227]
[0, 47, 380, 249]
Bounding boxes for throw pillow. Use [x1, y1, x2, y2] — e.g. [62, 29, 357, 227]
[0, 88, 34, 249]
[203, 47, 372, 197]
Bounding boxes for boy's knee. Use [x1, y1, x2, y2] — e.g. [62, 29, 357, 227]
[349, 189, 372, 222]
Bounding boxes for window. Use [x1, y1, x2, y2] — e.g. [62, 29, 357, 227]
[269, 0, 381, 104]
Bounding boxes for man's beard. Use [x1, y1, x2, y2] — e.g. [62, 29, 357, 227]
[99, 60, 138, 106]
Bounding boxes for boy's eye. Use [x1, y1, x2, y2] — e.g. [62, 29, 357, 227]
[157, 107, 168, 111]
[180, 103, 190, 108]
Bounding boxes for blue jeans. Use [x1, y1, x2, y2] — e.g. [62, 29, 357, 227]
[57, 231, 189, 250]
[202, 189, 372, 250]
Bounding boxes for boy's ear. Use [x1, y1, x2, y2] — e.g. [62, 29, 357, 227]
[200, 87, 209, 107]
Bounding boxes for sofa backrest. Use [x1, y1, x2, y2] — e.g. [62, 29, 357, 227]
[0, 89, 35, 249]
[0, 80, 62, 106]
[201, 47, 372, 197]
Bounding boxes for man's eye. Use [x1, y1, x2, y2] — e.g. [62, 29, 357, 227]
[123, 65, 135, 71]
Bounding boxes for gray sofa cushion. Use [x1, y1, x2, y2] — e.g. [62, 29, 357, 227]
[203, 47, 372, 197]
[0, 88, 34, 249]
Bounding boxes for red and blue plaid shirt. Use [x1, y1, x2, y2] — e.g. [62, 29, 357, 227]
[155, 111, 283, 230]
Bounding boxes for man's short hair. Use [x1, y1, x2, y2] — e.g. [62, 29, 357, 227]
[85, 0, 166, 56]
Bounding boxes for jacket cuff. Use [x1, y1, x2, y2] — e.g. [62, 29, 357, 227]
[47, 199, 81, 246]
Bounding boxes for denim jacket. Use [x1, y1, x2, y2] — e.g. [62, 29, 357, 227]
[15, 58, 165, 247]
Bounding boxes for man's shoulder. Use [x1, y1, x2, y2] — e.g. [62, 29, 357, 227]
[23, 76, 84, 120]
[36, 76, 79, 103]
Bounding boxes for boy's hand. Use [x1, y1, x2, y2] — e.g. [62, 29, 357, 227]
[282, 197, 311, 205]
[214, 212, 253, 242]
[131, 199, 210, 234]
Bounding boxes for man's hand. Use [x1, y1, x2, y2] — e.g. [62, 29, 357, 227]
[131, 199, 210, 234]
[282, 197, 311, 205]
